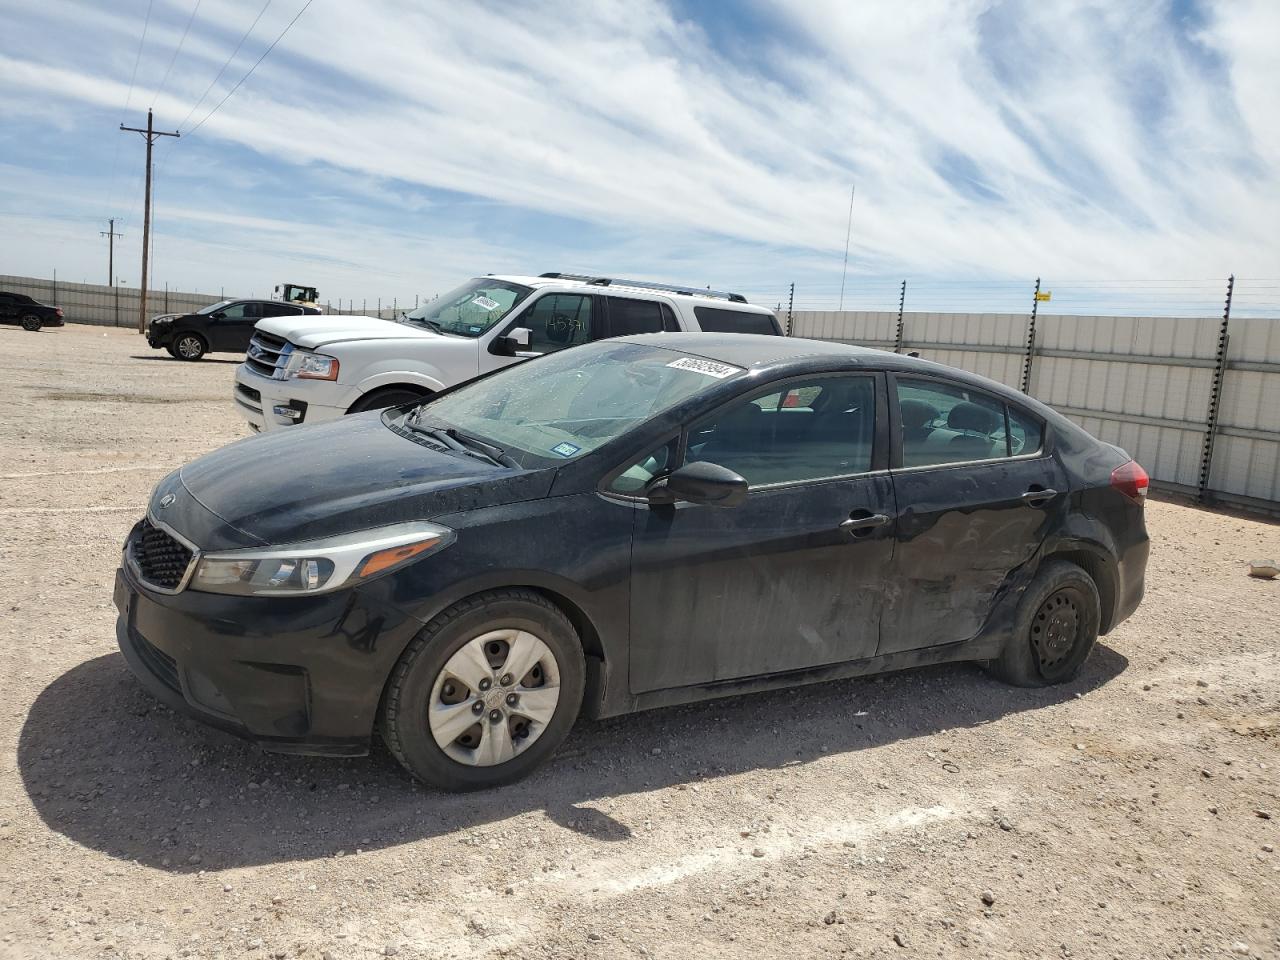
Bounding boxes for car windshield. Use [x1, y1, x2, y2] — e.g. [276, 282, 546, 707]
[401, 279, 533, 337]
[197, 299, 234, 315]
[396, 342, 744, 467]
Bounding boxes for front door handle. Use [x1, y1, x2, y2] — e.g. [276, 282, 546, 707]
[839, 511, 891, 538]
[1021, 487, 1059, 508]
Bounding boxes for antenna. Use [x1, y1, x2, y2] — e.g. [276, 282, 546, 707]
[838, 184, 855, 311]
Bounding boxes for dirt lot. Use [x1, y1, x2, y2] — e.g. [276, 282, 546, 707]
[1, 323, 1278, 960]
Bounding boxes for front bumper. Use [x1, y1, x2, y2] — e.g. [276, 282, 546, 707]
[233, 363, 350, 432]
[113, 563, 422, 756]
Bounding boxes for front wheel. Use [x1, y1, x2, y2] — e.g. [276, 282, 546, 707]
[174, 334, 207, 361]
[988, 559, 1100, 687]
[20, 314, 41, 332]
[381, 589, 585, 790]
[347, 387, 428, 414]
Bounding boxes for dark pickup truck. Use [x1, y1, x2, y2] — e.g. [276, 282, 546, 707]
[0, 291, 64, 331]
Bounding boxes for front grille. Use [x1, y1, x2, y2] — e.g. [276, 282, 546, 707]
[245, 331, 293, 379]
[131, 518, 195, 591]
[133, 631, 181, 693]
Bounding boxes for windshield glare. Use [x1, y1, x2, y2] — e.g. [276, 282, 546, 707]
[197, 299, 234, 315]
[403, 342, 741, 466]
[402, 279, 533, 338]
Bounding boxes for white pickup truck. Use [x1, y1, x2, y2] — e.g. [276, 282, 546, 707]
[232, 272, 781, 432]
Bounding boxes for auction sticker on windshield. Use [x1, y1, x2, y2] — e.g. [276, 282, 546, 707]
[471, 295, 501, 311]
[667, 357, 741, 379]
[551, 441, 581, 458]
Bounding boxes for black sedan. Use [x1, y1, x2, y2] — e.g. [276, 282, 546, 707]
[147, 298, 320, 360]
[0, 291, 64, 330]
[114, 334, 1149, 790]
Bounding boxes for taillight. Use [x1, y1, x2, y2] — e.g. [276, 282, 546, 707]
[1110, 460, 1149, 505]
[55, 307, 64, 317]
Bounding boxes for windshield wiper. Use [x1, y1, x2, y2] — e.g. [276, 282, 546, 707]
[445, 428, 518, 468]
[401, 418, 514, 468]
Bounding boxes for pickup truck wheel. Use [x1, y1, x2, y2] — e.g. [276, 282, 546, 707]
[348, 387, 429, 414]
[380, 589, 585, 791]
[20, 315, 42, 332]
[174, 334, 207, 361]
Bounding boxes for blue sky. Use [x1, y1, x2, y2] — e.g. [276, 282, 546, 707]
[0, 0, 1277, 311]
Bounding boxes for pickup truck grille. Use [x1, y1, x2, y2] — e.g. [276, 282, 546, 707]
[128, 518, 198, 593]
[245, 331, 293, 379]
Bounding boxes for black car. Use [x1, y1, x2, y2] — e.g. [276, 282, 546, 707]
[0, 291, 64, 331]
[148, 298, 321, 360]
[114, 334, 1150, 790]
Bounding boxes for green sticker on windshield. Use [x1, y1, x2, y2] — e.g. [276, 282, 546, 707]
[551, 441, 580, 458]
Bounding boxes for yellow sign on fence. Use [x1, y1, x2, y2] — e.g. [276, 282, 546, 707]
[1035, 291, 1052, 302]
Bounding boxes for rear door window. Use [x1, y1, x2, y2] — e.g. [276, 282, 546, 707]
[895, 378, 1037, 467]
[606, 297, 665, 337]
[693, 306, 781, 336]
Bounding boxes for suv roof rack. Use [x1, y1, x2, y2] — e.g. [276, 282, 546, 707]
[539, 272, 749, 304]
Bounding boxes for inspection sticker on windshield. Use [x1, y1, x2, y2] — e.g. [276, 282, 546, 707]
[471, 295, 501, 311]
[667, 356, 741, 379]
[551, 441, 581, 458]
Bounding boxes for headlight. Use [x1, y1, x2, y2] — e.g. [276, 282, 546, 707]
[291, 352, 340, 380]
[191, 521, 453, 596]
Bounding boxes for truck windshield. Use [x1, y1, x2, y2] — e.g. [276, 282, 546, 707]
[401, 279, 533, 337]
[397, 341, 743, 468]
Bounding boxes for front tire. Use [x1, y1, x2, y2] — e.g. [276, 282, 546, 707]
[989, 559, 1100, 687]
[20, 314, 41, 332]
[381, 589, 585, 791]
[174, 333, 207, 361]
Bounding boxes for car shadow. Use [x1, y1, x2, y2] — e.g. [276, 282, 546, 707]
[128, 355, 241, 365]
[18, 645, 1127, 872]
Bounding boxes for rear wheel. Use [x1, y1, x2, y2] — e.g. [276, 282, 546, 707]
[989, 560, 1100, 687]
[348, 387, 429, 414]
[20, 314, 41, 332]
[174, 333, 207, 361]
[380, 589, 585, 790]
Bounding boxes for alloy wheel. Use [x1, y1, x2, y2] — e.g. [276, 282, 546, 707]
[428, 629, 561, 766]
[176, 336, 203, 359]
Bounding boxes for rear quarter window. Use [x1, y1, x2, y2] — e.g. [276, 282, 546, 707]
[693, 306, 781, 336]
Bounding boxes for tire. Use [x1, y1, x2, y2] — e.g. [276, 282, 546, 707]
[20, 314, 41, 332]
[381, 589, 585, 791]
[173, 333, 207, 361]
[348, 387, 428, 414]
[989, 559, 1101, 687]
[165, 345, 179, 359]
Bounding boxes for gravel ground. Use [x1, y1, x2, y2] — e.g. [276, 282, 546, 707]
[1, 323, 1278, 960]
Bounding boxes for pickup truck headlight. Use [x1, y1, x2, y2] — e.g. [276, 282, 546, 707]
[292, 352, 339, 381]
[190, 521, 454, 596]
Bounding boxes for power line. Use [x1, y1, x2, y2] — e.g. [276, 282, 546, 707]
[153, 0, 204, 106]
[185, 0, 314, 138]
[105, 0, 155, 219]
[174, 0, 273, 133]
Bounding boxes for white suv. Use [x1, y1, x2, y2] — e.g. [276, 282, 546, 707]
[232, 272, 781, 432]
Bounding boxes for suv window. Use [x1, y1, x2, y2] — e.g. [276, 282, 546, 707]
[522, 294, 593, 354]
[688, 375, 876, 486]
[216, 302, 254, 319]
[896, 378, 1032, 467]
[693, 306, 780, 336]
[261, 302, 301, 317]
[606, 297, 664, 337]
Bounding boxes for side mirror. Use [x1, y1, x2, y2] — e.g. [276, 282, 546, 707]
[211, 311, 226, 320]
[648, 461, 748, 508]
[497, 326, 532, 355]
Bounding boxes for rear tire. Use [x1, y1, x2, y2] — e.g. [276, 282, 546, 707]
[988, 560, 1100, 687]
[174, 333, 207, 361]
[380, 589, 585, 791]
[20, 314, 41, 332]
[348, 387, 429, 414]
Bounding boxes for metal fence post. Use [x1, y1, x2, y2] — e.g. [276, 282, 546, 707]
[894, 279, 907, 353]
[1020, 277, 1041, 394]
[1197, 275, 1234, 503]
[786, 282, 794, 336]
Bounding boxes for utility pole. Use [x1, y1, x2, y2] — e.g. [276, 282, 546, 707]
[120, 109, 179, 332]
[100, 219, 123, 287]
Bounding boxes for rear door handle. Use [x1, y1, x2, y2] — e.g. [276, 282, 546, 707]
[1021, 487, 1058, 507]
[839, 512, 891, 538]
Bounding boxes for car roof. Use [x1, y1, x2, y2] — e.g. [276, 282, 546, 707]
[488, 275, 775, 315]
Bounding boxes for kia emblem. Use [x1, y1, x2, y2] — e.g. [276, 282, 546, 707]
[159, 493, 176, 509]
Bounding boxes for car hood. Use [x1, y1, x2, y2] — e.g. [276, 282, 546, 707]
[158, 414, 554, 549]
[255, 314, 456, 349]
